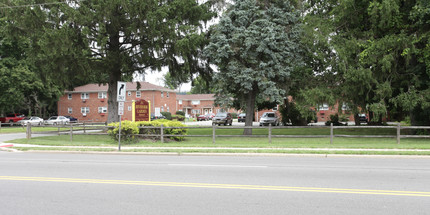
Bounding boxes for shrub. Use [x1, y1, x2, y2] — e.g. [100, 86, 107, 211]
[136, 120, 188, 141]
[176, 111, 185, 116]
[107, 120, 139, 143]
[171, 114, 185, 121]
[325, 114, 346, 126]
[161, 112, 172, 120]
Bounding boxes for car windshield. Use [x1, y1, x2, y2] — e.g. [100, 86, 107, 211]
[48, 116, 58, 120]
[263, 113, 276, 118]
[216, 113, 227, 117]
[239, 114, 246, 116]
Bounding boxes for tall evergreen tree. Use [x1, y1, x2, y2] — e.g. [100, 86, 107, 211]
[205, 0, 303, 134]
[4, 0, 220, 122]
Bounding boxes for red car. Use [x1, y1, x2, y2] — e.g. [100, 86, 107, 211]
[197, 114, 208, 121]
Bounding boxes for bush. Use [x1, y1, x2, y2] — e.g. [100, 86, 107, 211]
[176, 111, 185, 116]
[161, 112, 172, 120]
[137, 119, 188, 141]
[172, 114, 185, 121]
[325, 114, 346, 126]
[107, 121, 139, 143]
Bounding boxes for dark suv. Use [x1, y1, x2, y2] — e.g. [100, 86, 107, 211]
[212, 112, 233, 126]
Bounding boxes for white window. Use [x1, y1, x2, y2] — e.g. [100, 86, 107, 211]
[68, 94, 72, 100]
[127, 91, 131, 96]
[128, 106, 131, 111]
[272, 105, 278, 111]
[81, 93, 89, 99]
[68, 108, 72, 114]
[136, 91, 141, 98]
[179, 100, 182, 104]
[167, 92, 169, 98]
[319, 103, 329, 111]
[192, 100, 200, 105]
[161, 106, 164, 112]
[98, 107, 107, 113]
[81, 107, 90, 113]
[161, 91, 164, 98]
[167, 107, 169, 112]
[98, 92, 107, 99]
[191, 109, 201, 114]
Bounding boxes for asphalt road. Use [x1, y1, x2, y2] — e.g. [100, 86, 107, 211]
[0, 152, 429, 214]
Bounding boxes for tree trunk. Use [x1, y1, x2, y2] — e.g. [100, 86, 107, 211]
[106, 12, 122, 124]
[354, 113, 360, 126]
[243, 90, 256, 135]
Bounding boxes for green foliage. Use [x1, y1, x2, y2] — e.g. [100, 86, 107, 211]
[280, 101, 316, 126]
[172, 114, 185, 121]
[160, 112, 172, 120]
[5, 0, 218, 123]
[205, 0, 304, 130]
[176, 111, 185, 116]
[107, 121, 139, 143]
[325, 114, 346, 126]
[230, 112, 237, 119]
[137, 120, 188, 141]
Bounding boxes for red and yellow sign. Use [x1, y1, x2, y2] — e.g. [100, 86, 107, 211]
[133, 100, 150, 121]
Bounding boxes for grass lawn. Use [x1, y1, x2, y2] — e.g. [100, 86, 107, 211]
[8, 133, 430, 149]
[0, 126, 71, 134]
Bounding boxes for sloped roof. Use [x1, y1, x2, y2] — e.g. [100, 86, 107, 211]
[66, 82, 176, 93]
[176, 94, 215, 101]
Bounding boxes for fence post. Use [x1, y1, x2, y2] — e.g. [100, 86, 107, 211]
[83, 121, 86, 134]
[0, 121, 2, 131]
[330, 123, 334, 144]
[70, 123, 73, 142]
[212, 124, 216, 144]
[268, 123, 272, 144]
[160, 124, 164, 144]
[26, 123, 31, 140]
[397, 123, 401, 144]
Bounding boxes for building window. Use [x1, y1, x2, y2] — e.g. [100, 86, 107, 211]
[81, 93, 89, 99]
[161, 106, 164, 112]
[68, 94, 72, 100]
[191, 109, 201, 114]
[161, 91, 164, 98]
[128, 106, 131, 111]
[98, 92, 107, 99]
[98, 107, 107, 113]
[319, 103, 329, 111]
[68, 108, 72, 114]
[167, 107, 169, 112]
[179, 100, 182, 105]
[192, 100, 200, 105]
[167, 92, 169, 98]
[81, 107, 90, 113]
[272, 105, 278, 111]
[127, 91, 131, 96]
[136, 91, 141, 98]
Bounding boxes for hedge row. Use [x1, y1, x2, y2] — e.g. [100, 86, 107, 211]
[108, 120, 188, 142]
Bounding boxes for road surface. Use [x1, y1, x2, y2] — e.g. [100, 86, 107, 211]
[0, 152, 429, 214]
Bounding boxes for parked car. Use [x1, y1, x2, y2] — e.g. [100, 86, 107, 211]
[151, 114, 166, 120]
[0, 113, 25, 124]
[17, 117, 44, 126]
[358, 114, 368, 123]
[206, 113, 215, 120]
[65, 116, 78, 122]
[238, 113, 246, 122]
[212, 112, 233, 126]
[197, 114, 208, 121]
[45, 116, 70, 125]
[259, 112, 280, 126]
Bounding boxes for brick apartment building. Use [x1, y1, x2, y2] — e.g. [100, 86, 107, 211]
[58, 82, 177, 122]
[58, 81, 355, 123]
[176, 94, 236, 117]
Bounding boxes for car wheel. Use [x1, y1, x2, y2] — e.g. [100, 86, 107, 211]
[38, 122, 42, 126]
